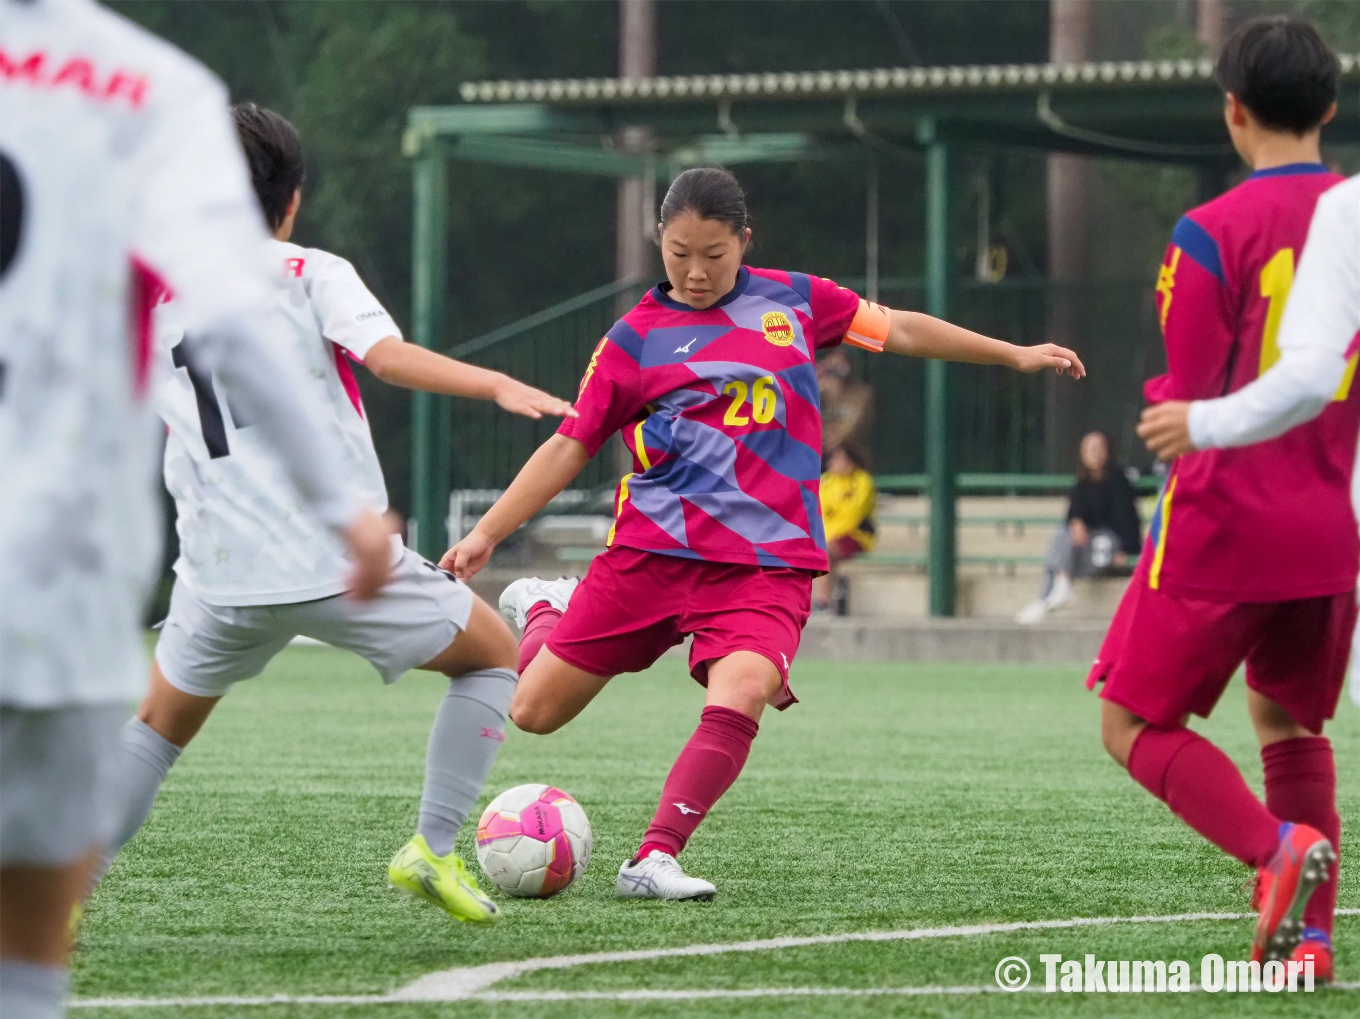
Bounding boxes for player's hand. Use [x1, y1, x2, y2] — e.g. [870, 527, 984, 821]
[494, 377, 579, 421]
[343, 509, 394, 600]
[1137, 401, 1195, 461]
[441, 528, 495, 580]
[1011, 343, 1086, 378]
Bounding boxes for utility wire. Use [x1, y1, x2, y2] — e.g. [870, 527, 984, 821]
[1037, 92, 1231, 158]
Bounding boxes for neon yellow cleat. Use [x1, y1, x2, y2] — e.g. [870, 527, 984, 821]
[387, 835, 499, 925]
[68, 901, 84, 943]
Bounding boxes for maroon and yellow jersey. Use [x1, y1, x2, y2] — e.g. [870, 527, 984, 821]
[558, 267, 885, 572]
[1145, 164, 1360, 601]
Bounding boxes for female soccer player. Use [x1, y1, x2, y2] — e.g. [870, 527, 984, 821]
[444, 167, 1084, 899]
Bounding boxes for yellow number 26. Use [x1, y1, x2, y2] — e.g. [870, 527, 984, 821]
[722, 375, 778, 426]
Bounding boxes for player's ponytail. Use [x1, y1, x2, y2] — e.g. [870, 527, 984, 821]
[659, 167, 748, 236]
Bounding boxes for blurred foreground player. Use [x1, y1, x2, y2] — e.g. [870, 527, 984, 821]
[448, 166, 1084, 900]
[96, 105, 577, 926]
[1091, 17, 1352, 976]
[0, 3, 391, 1017]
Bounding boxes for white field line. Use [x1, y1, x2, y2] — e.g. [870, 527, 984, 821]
[71, 908, 1360, 1009]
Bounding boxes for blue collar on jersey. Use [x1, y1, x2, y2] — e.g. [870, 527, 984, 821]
[1247, 162, 1331, 180]
[653, 265, 751, 312]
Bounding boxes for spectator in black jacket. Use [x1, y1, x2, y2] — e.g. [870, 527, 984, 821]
[1017, 431, 1142, 624]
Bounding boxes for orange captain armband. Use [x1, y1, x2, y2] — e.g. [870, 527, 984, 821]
[844, 299, 890, 352]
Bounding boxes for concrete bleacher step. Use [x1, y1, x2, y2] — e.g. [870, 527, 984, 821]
[800, 616, 1106, 664]
[479, 494, 1137, 622]
[838, 570, 1130, 620]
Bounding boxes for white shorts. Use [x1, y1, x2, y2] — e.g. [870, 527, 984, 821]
[155, 548, 475, 697]
[0, 704, 125, 865]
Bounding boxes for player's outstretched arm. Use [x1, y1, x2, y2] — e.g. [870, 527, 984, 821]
[364, 339, 577, 420]
[441, 434, 591, 579]
[882, 310, 1085, 378]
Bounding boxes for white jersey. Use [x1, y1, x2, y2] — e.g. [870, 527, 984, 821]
[0, 0, 357, 707]
[157, 240, 400, 606]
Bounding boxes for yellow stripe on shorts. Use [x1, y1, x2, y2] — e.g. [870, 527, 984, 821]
[605, 473, 634, 547]
[1148, 475, 1177, 591]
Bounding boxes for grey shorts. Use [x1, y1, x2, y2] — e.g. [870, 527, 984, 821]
[156, 548, 475, 697]
[0, 704, 126, 865]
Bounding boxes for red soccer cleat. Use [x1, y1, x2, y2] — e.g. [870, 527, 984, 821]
[1251, 823, 1336, 965]
[1290, 931, 1333, 985]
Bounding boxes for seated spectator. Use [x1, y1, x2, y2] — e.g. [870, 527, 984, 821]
[1016, 430, 1141, 624]
[818, 348, 875, 458]
[813, 444, 876, 614]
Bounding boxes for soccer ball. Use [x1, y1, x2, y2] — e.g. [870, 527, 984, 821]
[475, 784, 592, 898]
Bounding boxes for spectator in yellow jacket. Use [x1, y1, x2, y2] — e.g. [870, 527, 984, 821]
[813, 444, 876, 613]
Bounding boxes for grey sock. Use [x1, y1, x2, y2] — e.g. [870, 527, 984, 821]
[418, 667, 517, 857]
[0, 959, 69, 1019]
[107, 717, 181, 857]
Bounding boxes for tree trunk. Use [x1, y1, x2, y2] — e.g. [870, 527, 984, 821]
[615, 0, 656, 300]
[1044, 0, 1093, 471]
[1198, 0, 1228, 54]
[614, 0, 656, 477]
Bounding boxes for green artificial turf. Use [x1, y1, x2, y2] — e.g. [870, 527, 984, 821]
[74, 647, 1360, 1017]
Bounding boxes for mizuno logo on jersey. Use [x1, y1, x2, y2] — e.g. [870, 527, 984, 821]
[675, 338, 699, 353]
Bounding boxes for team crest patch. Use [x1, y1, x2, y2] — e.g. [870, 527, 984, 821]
[762, 311, 795, 346]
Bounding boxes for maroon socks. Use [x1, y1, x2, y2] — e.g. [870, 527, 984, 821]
[518, 602, 561, 676]
[638, 705, 760, 859]
[1262, 735, 1339, 937]
[1127, 726, 1281, 868]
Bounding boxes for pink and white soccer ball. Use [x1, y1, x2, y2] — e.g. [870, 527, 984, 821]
[475, 784, 592, 898]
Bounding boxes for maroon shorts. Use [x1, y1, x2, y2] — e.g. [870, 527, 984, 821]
[1088, 560, 1357, 734]
[546, 545, 813, 710]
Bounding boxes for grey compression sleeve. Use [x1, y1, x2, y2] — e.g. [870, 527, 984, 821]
[418, 668, 517, 857]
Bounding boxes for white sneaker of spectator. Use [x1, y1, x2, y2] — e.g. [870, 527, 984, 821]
[1043, 573, 1074, 613]
[1016, 574, 1074, 625]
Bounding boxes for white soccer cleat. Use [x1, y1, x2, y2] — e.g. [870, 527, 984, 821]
[616, 850, 716, 901]
[1015, 599, 1048, 625]
[498, 576, 579, 630]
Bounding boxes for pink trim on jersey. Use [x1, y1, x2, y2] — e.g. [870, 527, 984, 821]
[1345, 331, 1360, 361]
[129, 256, 168, 398]
[332, 343, 365, 417]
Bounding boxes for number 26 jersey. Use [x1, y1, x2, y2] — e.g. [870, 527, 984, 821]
[155, 239, 398, 606]
[1144, 164, 1359, 602]
[558, 267, 871, 573]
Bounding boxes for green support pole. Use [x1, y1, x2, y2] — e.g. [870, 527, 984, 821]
[410, 148, 450, 562]
[922, 125, 957, 616]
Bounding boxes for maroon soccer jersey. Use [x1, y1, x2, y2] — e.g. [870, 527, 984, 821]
[1144, 164, 1360, 602]
[557, 267, 865, 572]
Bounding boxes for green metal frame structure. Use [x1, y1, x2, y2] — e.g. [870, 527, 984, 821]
[405, 55, 1360, 614]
